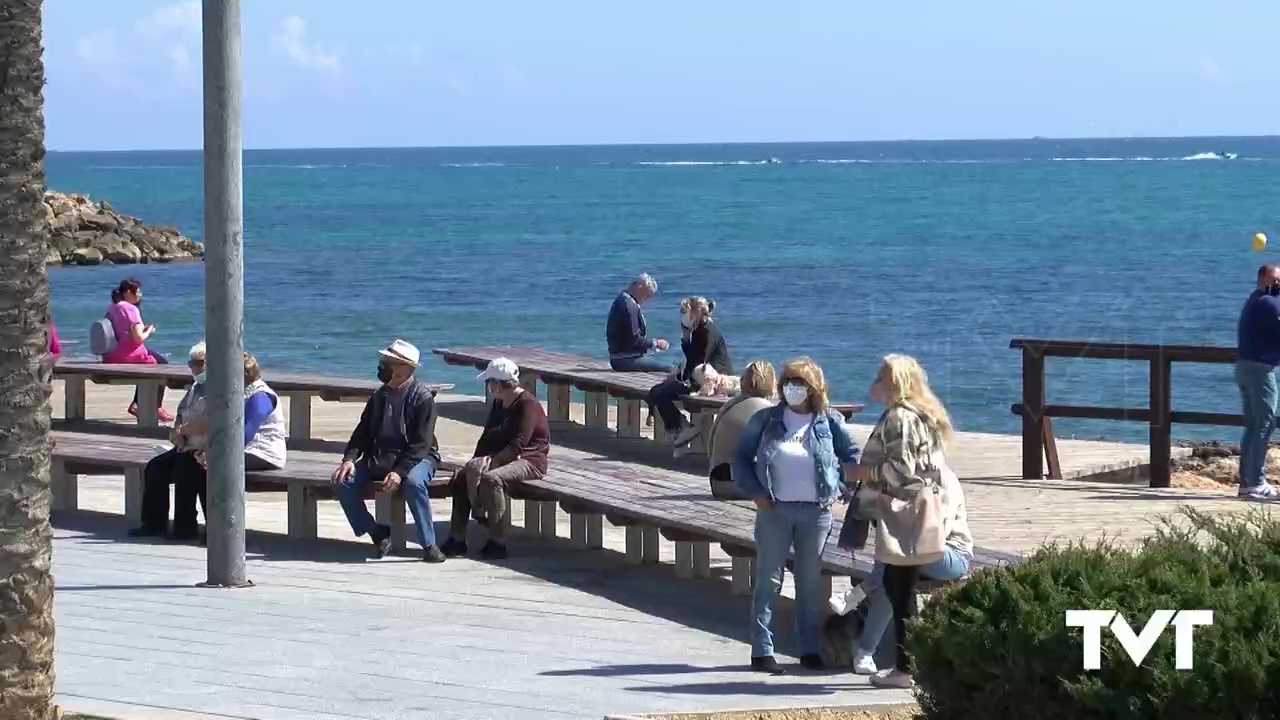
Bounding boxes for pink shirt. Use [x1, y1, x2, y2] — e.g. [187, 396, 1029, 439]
[48, 321, 61, 361]
[103, 301, 154, 364]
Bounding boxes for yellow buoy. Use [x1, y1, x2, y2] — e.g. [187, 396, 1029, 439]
[1255, 232, 1268, 251]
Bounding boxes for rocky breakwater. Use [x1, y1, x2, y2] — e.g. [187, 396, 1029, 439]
[44, 191, 204, 266]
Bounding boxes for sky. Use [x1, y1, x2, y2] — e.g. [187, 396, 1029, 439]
[42, 0, 1280, 151]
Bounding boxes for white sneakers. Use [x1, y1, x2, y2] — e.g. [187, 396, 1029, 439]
[1240, 483, 1280, 500]
[852, 651, 878, 675]
[673, 424, 701, 447]
[828, 585, 867, 616]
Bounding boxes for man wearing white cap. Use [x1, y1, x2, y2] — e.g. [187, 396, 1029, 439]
[441, 357, 549, 560]
[331, 339, 447, 562]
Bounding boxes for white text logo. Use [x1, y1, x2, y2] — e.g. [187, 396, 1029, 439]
[1065, 609, 1213, 670]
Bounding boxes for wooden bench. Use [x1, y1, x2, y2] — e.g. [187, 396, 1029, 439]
[503, 455, 1015, 598]
[433, 346, 865, 448]
[50, 430, 464, 553]
[54, 362, 454, 445]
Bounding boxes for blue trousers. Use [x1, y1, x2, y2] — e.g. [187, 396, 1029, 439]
[856, 546, 970, 655]
[750, 502, 832, 657]
[334, 458, 438, 548]
[1235, 360, 1278, 489]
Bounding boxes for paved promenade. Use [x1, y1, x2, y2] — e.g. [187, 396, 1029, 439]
[49, 381, 1255, 719]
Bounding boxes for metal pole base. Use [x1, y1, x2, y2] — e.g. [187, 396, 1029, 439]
[196, 579, 255, 590]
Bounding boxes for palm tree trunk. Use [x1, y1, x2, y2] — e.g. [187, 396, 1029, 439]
[0, 0, 58, 718]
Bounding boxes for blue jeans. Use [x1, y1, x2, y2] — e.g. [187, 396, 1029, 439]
[334, 458, 438, 548]
[751, 502, 833, 657]
[856, 546, 971, 655]
[1235, 360, 1278, 489]
[610, 355, 670, 373]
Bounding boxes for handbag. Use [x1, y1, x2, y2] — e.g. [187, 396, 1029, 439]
[874, 483, 945, 566]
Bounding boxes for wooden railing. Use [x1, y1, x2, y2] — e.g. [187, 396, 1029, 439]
[1010, 339, 1240, 488]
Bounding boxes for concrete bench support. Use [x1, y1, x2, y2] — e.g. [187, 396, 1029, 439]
[731, 557, 753, 595]
[286, 393, 313, 443]
[375, 493, 408, 552]
[617, 398, 643, 438]
[123, 467, 144, 524]
[624, 526, 644, 564]
[135, 382, 163, 427]
[286, 485, 318, 539]
[583, 391, 609, 430]
[674, 542, 712, 579]
[523, 499, 542, 534]
[538, 501, 557, 538]
[519, 373, 538, 395]
[51, 459, 77, 512]
[547, 383, 571, 422]
[64, 377, 87, 421]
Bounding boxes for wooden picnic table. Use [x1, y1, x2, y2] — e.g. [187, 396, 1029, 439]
[53, 362, 454, 445]
[433, 345, 864, 444]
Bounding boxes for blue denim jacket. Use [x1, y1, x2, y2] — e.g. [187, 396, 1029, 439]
[731, 403, 861, 507]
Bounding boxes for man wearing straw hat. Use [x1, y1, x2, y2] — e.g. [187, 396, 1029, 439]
[331, 339, 447, 562]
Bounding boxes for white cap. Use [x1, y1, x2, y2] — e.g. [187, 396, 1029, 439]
[477, 357, 519, 384]
[378, 339, 420, 367]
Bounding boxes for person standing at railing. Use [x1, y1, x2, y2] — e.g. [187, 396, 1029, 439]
[48, 318, 61, 363]
[1234, 263, 1280, 500]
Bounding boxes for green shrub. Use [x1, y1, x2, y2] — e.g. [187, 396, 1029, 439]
[909, 508, 1280, 720]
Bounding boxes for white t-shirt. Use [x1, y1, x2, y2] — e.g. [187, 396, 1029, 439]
[768, 408, 820, 503]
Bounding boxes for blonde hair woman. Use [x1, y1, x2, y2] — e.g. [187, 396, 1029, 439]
[706, 360, 776, 498]
[843, 354, 962, 689]
[647, 296, 733, 454]
[732, 357, 861, 674]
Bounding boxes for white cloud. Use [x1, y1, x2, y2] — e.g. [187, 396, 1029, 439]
[272, 16, 342, 78]
[136, 1, 201, 38]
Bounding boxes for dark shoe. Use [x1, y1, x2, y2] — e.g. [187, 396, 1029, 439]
[751, 655, 785, 675]
[371, 524, 393, 558]
[479, 541, 508, 560]
[800, 653, 826, 671]
[440, 538, 468, 557]
[422, 545, 447, 563]
[128, 526, 166, 538]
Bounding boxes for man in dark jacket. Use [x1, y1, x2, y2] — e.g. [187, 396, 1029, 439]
[1236, 264, 1280, 500]
[606, 273, 669, 371]
[330, 339, 446, 562]
[442, 358, 549, 560]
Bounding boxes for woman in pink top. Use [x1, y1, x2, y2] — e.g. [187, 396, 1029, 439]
[105, 278, 173, 422]
[48, 319, 61, 362]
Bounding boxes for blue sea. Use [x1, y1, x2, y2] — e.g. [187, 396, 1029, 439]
[44, 137, 1280, 443]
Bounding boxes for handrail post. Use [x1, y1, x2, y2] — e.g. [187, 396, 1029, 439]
[1021, 346, 1045, 480]
[1148, 351, 1172, 488]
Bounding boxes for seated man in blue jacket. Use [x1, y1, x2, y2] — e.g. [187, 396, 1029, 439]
[606, 273, 670, 371]
[330, 339, 446, 563]
[606, 273, 670, 425]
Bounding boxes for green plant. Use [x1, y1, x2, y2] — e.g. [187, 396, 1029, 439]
[909, 508, 1280, 720]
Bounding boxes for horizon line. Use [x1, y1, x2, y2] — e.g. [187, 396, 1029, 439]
[46, 132, 1280, 154]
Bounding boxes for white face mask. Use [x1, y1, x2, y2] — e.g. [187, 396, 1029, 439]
[782, 383, 808, 408]
[680, 312, 695, 330]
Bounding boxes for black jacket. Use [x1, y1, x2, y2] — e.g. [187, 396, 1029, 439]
[342, 379, 440, 479]
[680, 320, 732, 383]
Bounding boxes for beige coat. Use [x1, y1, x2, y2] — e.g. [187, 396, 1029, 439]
[707, 395, 774, 470]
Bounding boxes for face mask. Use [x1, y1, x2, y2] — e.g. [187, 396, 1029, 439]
[680, 312, 695, 330]
[782, 383, 808, 408]
[193, 371, 206, 384]
[1268, 283, 1280, 297]
[377, 364, 393, 384]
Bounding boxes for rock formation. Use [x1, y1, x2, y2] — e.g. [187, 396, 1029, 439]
[44, 191, 204, 266]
